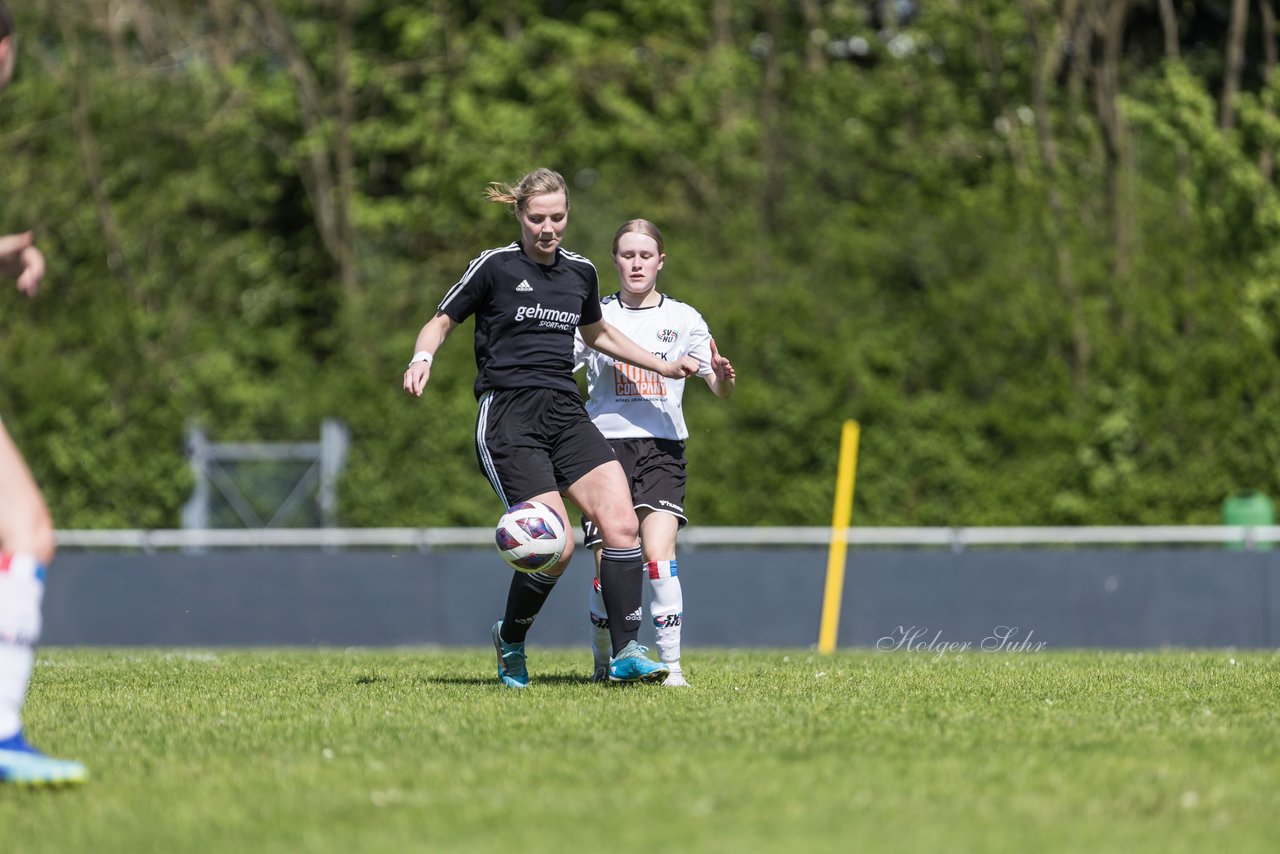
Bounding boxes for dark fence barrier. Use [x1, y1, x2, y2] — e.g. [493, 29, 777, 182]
[42, 548, 1280, 649]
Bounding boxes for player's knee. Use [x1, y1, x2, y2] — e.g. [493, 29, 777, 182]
[5, 501, 56, 567]
[31, 502, 56, 567]
[596, 508, 639, 547]
[553, 537, 575, 572]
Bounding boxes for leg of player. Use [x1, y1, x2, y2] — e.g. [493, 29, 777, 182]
[584, 541, 611, 683]
[640, 510, 687, 687]
[491, 491, 573, 686]
[0, 422, 86, 785]
[579, 519, 613, 682]
[492, 490, 575, 689]
[566, 463, 667, 684]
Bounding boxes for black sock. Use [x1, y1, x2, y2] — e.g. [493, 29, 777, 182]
[599, 545, 643, 654]
[500, 571, 558, 644]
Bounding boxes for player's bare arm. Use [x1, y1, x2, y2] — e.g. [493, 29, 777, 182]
[403, 311, 457, 397]
[579, 319, 698, 379]
[0, 232, 45, 298]
[706, 337, 736, 399]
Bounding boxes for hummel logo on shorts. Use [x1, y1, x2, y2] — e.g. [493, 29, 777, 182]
[516, 280, 533, 292]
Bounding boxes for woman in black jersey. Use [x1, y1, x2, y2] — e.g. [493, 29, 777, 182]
[403, 168, 698, 688]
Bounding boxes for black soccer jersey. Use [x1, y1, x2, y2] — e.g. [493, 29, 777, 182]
[438, 242, 604, 399]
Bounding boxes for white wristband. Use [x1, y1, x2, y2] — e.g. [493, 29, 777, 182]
[409, 351, 434, 367]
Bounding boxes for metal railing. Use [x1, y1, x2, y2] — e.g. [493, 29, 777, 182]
[52, 525, 1280, 552]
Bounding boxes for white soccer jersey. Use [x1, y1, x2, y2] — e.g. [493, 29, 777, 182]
[573, 293, 715, 440]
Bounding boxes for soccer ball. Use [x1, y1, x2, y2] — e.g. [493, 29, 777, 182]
[494, 501, 568, 573]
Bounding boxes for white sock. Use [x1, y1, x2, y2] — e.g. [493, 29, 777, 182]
[646, 560, 683, 666]
[0, 553, 44, 740]
[588, 577, 610, 667]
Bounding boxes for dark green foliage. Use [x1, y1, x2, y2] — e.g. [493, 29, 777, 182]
[1, 3, 1277, 527]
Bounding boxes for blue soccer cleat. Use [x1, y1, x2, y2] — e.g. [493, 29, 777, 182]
[608, 641, 670, 684]
[492, 621, 529, 689]
[0, 732, 87, 787]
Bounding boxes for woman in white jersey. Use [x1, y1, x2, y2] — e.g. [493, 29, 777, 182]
[404, 171, 698, 688]
[0, 2, 87, 786]
[575, 219, 736, 686]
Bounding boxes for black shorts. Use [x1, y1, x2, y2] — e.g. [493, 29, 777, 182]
[582, 437, 687, 548]
[475, 387, 618, 507]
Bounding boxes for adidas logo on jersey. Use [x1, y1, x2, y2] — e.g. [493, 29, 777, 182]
[516, 280, 533, 292]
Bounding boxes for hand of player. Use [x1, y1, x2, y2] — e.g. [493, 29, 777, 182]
[403, 362, 432, 397]
[0, 232, 45, 298]
[659, 354, 700, 379]
[710, 338, 735, 383]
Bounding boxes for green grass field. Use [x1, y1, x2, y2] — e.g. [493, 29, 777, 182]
[3, 648, 1279, 853]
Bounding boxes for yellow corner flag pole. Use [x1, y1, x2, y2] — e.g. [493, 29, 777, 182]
[818, 420, 860, 655]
